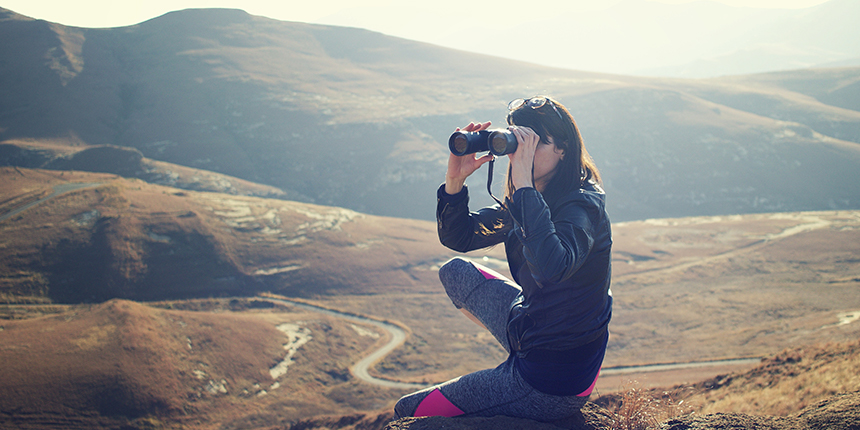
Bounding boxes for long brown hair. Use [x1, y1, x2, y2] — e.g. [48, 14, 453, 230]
[504, 96, 601, 204]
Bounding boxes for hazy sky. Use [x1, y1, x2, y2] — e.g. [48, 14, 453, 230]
[6, 0, 831, 29]
[5, 0, 836, 75]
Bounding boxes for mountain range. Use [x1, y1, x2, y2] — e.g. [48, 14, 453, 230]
[2, 6, 860, 429]
[2, 6, 860, 222]
[317, 0, 860, 77]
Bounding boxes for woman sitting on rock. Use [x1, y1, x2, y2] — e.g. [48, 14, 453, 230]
[395, 96, 613, 422]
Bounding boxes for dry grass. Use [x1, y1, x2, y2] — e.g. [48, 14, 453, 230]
[0, 298, 395, 429]
[2, 168, 860, 427]
[690, 340, 860, 416]
[592, 382, 695, 430]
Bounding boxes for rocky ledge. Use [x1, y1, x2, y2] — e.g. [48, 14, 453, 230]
[385, 390, 860, 430]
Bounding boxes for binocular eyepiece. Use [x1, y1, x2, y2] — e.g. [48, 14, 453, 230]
[449, 129, 518, 156]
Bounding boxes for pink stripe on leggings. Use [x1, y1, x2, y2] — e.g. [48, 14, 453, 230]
[414, 388, 465, 417]
[577, 368, 601, 397]
[475, 265, 505, 280]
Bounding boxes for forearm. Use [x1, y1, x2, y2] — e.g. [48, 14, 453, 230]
[437, 184, 508, 252]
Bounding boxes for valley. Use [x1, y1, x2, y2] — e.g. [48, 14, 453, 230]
[2, 168, 858, 428]
[1, 4, 860, 428]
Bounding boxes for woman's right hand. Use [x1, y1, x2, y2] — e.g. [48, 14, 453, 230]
[445, 121, 493, 195]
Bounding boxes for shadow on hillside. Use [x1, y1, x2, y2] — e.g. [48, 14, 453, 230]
[42, 216, 253, 303]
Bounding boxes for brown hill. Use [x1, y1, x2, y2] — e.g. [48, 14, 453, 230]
[0, 167, 462, 303]
[0, 299, 281, 428]
[0, 139, 288, 197]
[0, 298, 396, 429]
[1, 7, 860, 221]
[2, 300, 858, 430]
[2, 167, 859, 428]
[2, 166, 858, 376]
[690, 340, 860, 416]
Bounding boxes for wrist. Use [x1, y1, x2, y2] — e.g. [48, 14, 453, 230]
[445, 178, 465, 195]
[445, 181, 464, 196]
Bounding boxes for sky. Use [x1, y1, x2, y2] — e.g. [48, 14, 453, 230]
[5, 0, 831, 30]
[4, 0, 837, 76]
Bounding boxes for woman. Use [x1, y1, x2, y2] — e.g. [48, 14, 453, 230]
[394, 96, 612, 422]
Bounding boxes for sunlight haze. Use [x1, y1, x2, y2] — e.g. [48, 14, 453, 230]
[2, 0, 843, 75]
[4, 0, 831, 29]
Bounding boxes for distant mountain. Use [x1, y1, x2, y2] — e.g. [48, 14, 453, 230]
[317, 0, 860, 78]
[1, 7, 859, 222]
[629, 0, 860, 77]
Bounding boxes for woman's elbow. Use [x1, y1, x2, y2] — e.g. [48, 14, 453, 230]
[533, 257, 577, 285]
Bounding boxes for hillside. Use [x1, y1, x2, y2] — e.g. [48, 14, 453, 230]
[2, 298, 858, 429]
[3, 165, 858, 383]
[0, 298, 393, 429]
[2, 167, 858, 369]
[0, 167, 460, 303]
[1, 167, 859, 427]
[2, 7, 860, 222]
[691, 340, 860, 416]
[0, 139, 288, 197]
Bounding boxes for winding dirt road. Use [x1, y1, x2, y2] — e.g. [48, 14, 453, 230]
[264, 298, 426, 390]
[264, 297, 769, 390]
[0, 182, 102, 222]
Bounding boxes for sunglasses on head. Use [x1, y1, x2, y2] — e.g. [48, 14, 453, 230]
[508, 97, 564, 121]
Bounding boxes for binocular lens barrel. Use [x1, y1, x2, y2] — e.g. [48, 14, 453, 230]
[452, 134, 470, 155]
[490, 131, 517, 156]
[448, 129, 518, 156]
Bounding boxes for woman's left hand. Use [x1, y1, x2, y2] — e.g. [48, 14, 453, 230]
[508, 126, 540, 190]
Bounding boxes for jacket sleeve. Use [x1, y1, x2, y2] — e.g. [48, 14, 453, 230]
[506, 187, 595, 286]
[436, 184, 510, 253]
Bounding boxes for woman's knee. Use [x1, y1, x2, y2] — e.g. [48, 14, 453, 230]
[393, 387, 434, 418]
[438, 257, 477, 306]
[394, 395, 414, 419]
[438, 257, 471, 283]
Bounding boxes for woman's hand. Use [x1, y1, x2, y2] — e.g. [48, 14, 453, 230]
[445, 121, 493, 195]
[507, 125, 540, 190]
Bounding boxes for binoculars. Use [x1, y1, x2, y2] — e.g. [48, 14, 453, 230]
[448, 129, 518, 156]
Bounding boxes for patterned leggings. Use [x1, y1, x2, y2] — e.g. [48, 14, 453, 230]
[393, 257, 591, 421]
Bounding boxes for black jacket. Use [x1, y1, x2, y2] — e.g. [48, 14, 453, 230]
[436, 182, 612, 356]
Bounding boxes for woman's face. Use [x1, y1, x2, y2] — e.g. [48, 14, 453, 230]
[533, 135, 565, 191]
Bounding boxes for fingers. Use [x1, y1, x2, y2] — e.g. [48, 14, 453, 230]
[459, 121, 492, 132]
[474, 152, 495, 166]
[509, 125, 539, 148]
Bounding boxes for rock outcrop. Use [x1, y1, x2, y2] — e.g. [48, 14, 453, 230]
[384, 391, 860, 430]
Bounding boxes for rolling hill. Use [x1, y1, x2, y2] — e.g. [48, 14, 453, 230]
[0, 298, 394, 429]
[3, 166, 858, 370]
[2, 6, 860, 429]
[0, 167, 456, 303]
[2, 6, 860, 222]
[2, 167, 859, 427]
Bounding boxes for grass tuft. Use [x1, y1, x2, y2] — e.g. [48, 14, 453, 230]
[593, 381, 695, 430]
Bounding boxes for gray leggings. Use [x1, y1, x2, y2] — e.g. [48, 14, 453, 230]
[393, 257, 588, 421]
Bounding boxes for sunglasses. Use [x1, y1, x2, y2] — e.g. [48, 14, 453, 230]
[508, 97, 564, 121]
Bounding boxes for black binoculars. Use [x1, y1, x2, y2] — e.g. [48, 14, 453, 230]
[448, 129, 518, 156]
